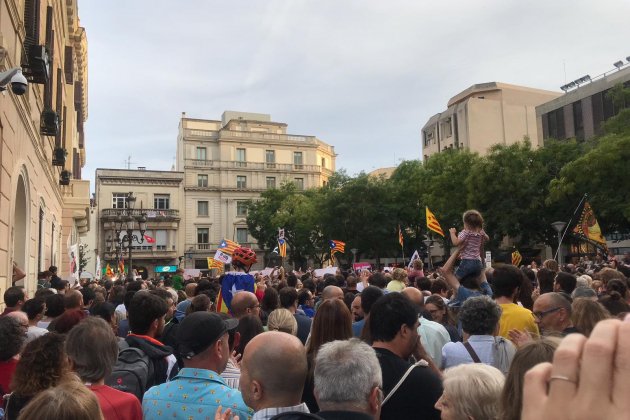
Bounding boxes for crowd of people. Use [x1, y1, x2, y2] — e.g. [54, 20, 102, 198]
[1, 210, 630, 419]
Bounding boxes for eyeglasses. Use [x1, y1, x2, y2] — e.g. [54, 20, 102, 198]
[533, 307, 562, 320]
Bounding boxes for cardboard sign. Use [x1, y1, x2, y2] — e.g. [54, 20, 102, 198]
[214, 250, 232, 265]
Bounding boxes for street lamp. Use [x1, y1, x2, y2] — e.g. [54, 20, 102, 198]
[423, 238, 434, 270]
[350, 248, 358, 266]
[112, 192, 147, 280]
[551, 221, 567, 264]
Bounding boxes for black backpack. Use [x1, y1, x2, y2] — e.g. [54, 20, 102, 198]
[105, 342, 153, 401]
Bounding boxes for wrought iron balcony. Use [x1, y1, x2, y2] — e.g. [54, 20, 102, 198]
[101, 208, 180, 220]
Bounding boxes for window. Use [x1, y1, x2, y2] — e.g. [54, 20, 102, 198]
[293, 151, 303, 168]
[197, 228, 209, 247]
[154, 194, 170, 209]
[195, 259, 209, 269]
[266, 177, 276, 189]
[236, 201, 248, 217]
[155, 230, 167, 251]
[237, 176, 247, 189]
[196, 147, 207, 160]
[573, 101, 584, 141]
[197, 174, 208, 187]
[294, 178, 304, 190]
[112, 193, 128, 209]
[236, 148, 246, 167]
[321, 157, 326, 168]
[236, 228, 248, 244]
[198, 201, 209, 217]
[266, 150, 276, 168]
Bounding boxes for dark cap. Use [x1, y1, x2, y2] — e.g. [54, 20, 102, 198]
[177, 312, 238, 360]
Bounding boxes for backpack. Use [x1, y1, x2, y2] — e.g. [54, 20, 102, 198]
[105, 342, 153, 401]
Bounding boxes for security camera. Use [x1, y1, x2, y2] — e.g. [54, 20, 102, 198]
[0, 68, 28, 96]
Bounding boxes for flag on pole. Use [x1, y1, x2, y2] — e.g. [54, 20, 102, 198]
[407, 250, 421, 269]
[426, 207, 445, 237]
[95, 255, 102, 280]
[144, 234, 156, 243]
[106, 263, 114, 277]
[119, 259, 125, 275]
[512, 249, 523, 266]
[573, 201, 607, 251]
[207, 257, 225, 272]
[329, 240, 346, 256]
[278, 238, 287, 258]
[398, 225, 404, 247]
[218, 239, 240, 254]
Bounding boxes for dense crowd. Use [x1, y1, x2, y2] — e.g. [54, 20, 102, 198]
[1, 213, 630, 419]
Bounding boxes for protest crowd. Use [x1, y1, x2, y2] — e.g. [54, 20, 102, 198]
[1, 210, 630, 420]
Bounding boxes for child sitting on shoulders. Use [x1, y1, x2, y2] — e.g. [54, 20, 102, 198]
[449, 210, 489, 280]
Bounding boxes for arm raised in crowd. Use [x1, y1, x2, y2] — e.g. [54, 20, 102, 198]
[439, 247, 461, 292]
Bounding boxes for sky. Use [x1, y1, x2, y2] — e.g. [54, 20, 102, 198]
[79, 0, 630, 186]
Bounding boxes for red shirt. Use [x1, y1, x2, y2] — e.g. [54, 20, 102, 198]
[89, 384, 142, 420]
[0, 358, 19, 408]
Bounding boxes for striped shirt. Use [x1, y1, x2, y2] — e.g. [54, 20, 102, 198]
[458, 229, 486, 260]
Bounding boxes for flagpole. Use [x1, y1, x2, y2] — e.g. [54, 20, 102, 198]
[554, 193, 588, 261]
[400, 243, 406, 267]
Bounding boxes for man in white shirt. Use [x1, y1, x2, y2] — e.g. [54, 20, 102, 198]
[22, 298, 48, 343]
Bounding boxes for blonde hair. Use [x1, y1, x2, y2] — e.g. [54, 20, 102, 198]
[18, 376, 104, 420]
[267, 308, 298, 336]
[542, 259, 559, 273]
[441, 364, 504, 420]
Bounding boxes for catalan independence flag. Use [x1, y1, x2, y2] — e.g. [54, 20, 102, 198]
[218, 238, 240, 254]
[106, 264, 115, 278]
[330, 240, 346, 256]
[207, 257, 224, 272]
[512, 249, 523, 266]
[426, 207, 445, 237]
[278, 238, 287, 258]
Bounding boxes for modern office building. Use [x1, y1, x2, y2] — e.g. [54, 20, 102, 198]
[537, 64, 630, 141]
[422, 82, 561, 159]
[94, 169, 185, 279]
[176, 111, 336, 269]
[0, 0, 90, 297]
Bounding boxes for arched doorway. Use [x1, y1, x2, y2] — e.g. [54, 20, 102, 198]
[13, 173, 29, 287]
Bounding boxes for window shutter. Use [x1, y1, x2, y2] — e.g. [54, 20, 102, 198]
[23, 0, 41, 48]
[64, 46, 74, 84]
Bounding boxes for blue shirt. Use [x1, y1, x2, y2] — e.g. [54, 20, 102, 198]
[352, 318, 366, 337]
[142, 368, 253, 420]
[448, 281, 493, 308]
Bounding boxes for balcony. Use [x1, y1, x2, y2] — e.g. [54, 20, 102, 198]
[185, 242, 257, 252]
[101, 208, 179, 219]
[103, 249, 178, 260]
[184, 159, 322, 172]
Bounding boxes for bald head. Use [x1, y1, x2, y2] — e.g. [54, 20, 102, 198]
[185, 282, 197, 298]
[240, 331, 307, 410]
[230, 291, 259, 319]
[401, 287, 424, 309]
[7, 311, 29, 330]
[322, 286, 344, 301]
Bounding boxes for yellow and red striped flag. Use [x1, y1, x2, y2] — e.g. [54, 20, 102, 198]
[106, 264, 114, 278]
[426, 207, 445, 237]
[329, 240, 346, 256]
[207, 257, 225, 272]
[512, 249, 523, 266]
[398, 225, 404, 247]
[218, 238, 240, 254]
[278, 238, 287, 258]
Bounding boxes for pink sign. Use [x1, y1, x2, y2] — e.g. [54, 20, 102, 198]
[353, 262, 371, 271]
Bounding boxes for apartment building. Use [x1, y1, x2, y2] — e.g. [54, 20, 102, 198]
[176, 111, 336, 269]
[0, 0, 89, 297]
[94, 169, 185, 279]
[422, 82, 560, 159]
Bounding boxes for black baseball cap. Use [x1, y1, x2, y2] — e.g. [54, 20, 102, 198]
[177, 312, 238, 360]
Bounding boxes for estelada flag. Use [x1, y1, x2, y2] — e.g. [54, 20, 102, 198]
[512, 249, 523, 266]
[398, 225, 404, 247]
[573, 202, 607, 250]
[329, 240, 346, 255]
[426, 207, 445, 237]
[106, 264, 114, 277]
[278, 238, 287, 258]
[118, 260, 125, 274]
[218, 239, 240, 254]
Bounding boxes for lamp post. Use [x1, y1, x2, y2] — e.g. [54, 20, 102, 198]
[551, 221, 567, 264]
[113, 192, 147, 281]
[350, 248, 358, 266]
[423, 238, 434, 270]
[184, 247, 194, 269]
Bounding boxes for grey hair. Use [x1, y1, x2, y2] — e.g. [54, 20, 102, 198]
[441, 363, 505, 420]
[571, 286, 597, 300]
[459, 295, 502, 335]
[65, 317, 119, 382]
[314, 338, 382, 409]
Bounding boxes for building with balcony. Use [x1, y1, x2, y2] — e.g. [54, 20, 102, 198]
[421, 82, 561, 159]
[94, 169, 184, 279]
[536, 64, 630, 142]
[176, 111, 336, 269]
[0, 0, 89, 299]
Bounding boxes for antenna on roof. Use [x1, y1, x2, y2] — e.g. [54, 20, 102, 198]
[123, 155, 137, 169]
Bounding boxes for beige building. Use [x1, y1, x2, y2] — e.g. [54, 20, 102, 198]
[0, 0, 89, 299]
[94, 169, 184, 279]
[422, 82, 561, 159]
[176, 111, 336, 269]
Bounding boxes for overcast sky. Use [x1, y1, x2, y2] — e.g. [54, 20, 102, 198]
[79, 0, 630, 185]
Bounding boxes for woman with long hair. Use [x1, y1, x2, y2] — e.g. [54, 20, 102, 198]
[302, 299, 353, 412]
[425, 294, 461, 342]
[571, 298, 610, 336]
[5, 333, 70, 419]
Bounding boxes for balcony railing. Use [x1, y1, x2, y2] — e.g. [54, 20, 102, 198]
[101, 208, 180, 219]
[103, 249, 178, 259]
[184, 159, 322, 172]
[185, 243, 257, 252]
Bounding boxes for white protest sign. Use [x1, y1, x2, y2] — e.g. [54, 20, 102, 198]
[214, 250, 232, 265]
[314, 267, 338, 277]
